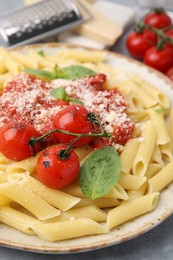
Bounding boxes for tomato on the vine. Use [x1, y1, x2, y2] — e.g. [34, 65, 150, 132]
[165, 29, 173, 48]
[166, 67, 173, 81]
[144, 8, 172, 29]
[126, 29, 157, 59]
[37, 145, 80, 189]
[144, 46, 173, 73]
[0, 121, 39, 161]
[53, 104, 94, 147]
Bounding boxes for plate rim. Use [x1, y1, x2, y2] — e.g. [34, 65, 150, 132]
[1, 42, 173, 254]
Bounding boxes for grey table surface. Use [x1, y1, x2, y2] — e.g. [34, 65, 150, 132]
[0, 0, 173, 259]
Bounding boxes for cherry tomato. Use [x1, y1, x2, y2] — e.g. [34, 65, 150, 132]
[37, 145, 80, 189]
[144, 46, 173, 73]
[53, 104, 94, 147]
[144, 9, 172, 29]
[165, 29, 173, 49]
[89, 137, 107, 149]
[166, 66, 173, 81]
[0, 121, 40, 161]
[126, 30, 157, 59]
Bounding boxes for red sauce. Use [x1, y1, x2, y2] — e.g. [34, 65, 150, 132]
[0, 73, 135, 147]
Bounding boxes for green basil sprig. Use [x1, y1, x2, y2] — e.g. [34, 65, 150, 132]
[155, 108, 166, 114]
[50, 87, 84, 105]
[79, 146, 121, 200]
[24, 64, 96, 81]
[37, 50, 45, 57]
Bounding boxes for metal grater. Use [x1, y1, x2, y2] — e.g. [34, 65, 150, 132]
[0, 0, 91, 47]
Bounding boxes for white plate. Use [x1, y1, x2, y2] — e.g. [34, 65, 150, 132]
[1, 43, 173, 254]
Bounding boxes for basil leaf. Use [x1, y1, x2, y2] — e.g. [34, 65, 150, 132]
[50, 87, 67, 100]
[25, 65, 96, 81]
[38, 50, 45, 57]
[79, 146, 121, 200]
[24, 68, 54, 80]
[61, 65, 96, 80]
[50, 87, 84, 105]
[68, 97, 84, 105]
[155, 108, 166, 114]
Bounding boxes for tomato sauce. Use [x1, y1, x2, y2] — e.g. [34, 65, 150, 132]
[0, 73, 135, 147]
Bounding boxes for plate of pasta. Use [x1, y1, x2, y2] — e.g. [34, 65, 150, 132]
[0, 43, 173, 253]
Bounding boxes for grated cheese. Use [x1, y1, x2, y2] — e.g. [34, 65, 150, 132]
[0, 72, 135, 146]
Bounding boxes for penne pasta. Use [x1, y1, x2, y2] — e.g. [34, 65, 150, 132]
[44, 206, 107, 223]
[8, 173, 80, 211]
[133, 121, 157, 176]
[32, 218, 106, 242]
[148, 108, 170, 145]
[0, 205, 40, 235]
[118, 172, 147, 190]
[148, 160, 173, 193]
[0, 177, 60, 220]
[55, 49, 106, 63]
[107, 192, 159, 230]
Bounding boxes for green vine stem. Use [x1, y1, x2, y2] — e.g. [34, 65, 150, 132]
[134, 20, 173, 49]
[29, 112, 111, 153]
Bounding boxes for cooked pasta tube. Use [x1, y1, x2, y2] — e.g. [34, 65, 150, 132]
[9, 173, 80, 211]
[27, 49, 53, 68]
[125, 182, 148, 201]
[148, 160, 173, 193]
[120, 138, 140, 174]
[74, 146, 93, 161]
[127, 108, 149, 122]
[118, 173, 147, 190]
[141, 81, 170, 109]
[124, 80, 157, 108]
[0, 56, 7, 74]
[159, 142, 173, 162]
[0, 205, 40, 235]
[55, 49, 106, 63]
[0, 72, 12, 91]
[32, 218, 106, 242]
[107, 192, 159, 230]
[170, 108, 173, 138]
[0, 176, 60, 220]
[46, 56, 80, 66]
[45, 206, 107, 223]
[145, 163, 162, 179]
[0, 194, 11, 205]
[0, 152, 14, 171]
[0, 47, 23, 74]
[133, 121, 157, 176]
[6, 152, 41, 174]
[151, 145, 164, 166]
[10, 51, 38, 69]
[148, 108, 170, 145]
[74, 197, 120, 208]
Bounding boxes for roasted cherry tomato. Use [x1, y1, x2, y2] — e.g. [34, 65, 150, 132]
[53, 104, 94, 147]
[37, 145, 80, 189]
[166, 67, 173, 81]
[144, 46, 173, 73]
[0, 121, 39, 161]
[165, 29, 173, 49]
[144, 8, 172, 29]
[89, 137, 107, 149]
[126, 30, 157, 59]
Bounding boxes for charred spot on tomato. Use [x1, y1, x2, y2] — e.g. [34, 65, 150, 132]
[43, 160, 50, 168]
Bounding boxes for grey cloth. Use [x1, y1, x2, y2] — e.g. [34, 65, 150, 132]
[0, 0, 173, 259]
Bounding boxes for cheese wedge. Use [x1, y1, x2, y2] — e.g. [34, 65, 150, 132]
[74, 0, 123, 45]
